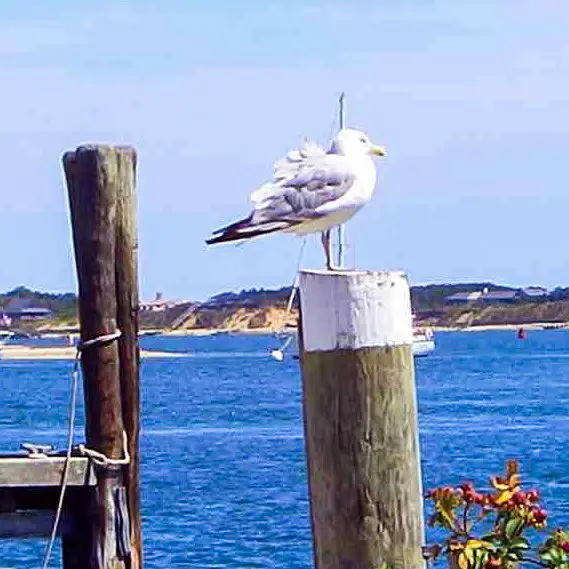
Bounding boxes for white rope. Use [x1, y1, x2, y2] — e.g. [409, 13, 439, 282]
[40, 352, 80, 569]
[77, 430, 130, 467]
[286, 275, 300, 315]
[78, 329, 122, 351]
[277, 238, 306, 338]
[271, 239, 306, 360]
[75, 330, 130, 467]
[40, 329, 123, 569]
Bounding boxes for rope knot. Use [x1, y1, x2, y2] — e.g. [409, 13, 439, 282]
[77, 430, 130, 469]
[77, 329, 122, 352]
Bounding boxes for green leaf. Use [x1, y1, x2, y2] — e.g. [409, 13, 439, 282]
[541, 548, 564, 565]
[505, 517, 524, 538]
[540, 551, 556, 564]
[509, 537, 529, 550]
[465, 547, 475, 567]
[481, 533, 500, 545]
[474, 548, 489, 569]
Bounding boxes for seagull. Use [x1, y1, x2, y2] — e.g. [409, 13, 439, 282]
[206, 128, 386, 270]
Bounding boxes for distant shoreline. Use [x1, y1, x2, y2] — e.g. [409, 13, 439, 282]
[431, 322, 569, 333]
[3, 323, 567, 360]
[146, 321, 569, 336]
[149, 327, 293, 337]
[11, 320, 569, 343]
[0, 344, 188, 361]
[7, 282, 569, 339]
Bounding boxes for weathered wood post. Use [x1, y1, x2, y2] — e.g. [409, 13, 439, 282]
[114, 148, 143, 569]
[298, 269, 425, 569]
[63, 145, 140, 569]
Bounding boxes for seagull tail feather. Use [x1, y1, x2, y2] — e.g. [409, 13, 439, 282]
[206, 216, 292, 245]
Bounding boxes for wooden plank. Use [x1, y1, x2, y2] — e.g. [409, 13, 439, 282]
[62, 488, 93, 568]
[64, 145, 127, 569]
[0, 510, 73, 538]
[114, 147, 143, 569]
[0, 457, 96, 487]
[0, 486, 93, 564]
[0, 486, 89, 512]
[298, 270, 425, 569]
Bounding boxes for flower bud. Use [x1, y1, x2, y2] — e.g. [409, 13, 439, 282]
[485, 557, 501, 569]
[473, 492, 486, 505]
[526, 490, 539, 503]
[511, 491, 526, 505]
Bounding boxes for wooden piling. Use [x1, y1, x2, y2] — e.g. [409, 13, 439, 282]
[298, 269, 425, 569]
[64, 145, 137, 569]
[114, 148, 143, 569]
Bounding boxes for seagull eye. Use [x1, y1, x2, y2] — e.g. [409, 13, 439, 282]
[360, 137, 368, 144]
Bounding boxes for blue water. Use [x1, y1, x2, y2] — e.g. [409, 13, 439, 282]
[1, 329, 569, 567]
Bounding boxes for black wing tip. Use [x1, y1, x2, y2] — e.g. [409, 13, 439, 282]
[205, 233, 230, 245]
[205, 216, 252, 245]
[206, 219, 296, 245]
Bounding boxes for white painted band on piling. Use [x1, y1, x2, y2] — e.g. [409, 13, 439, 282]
[299, 270, 413, 352]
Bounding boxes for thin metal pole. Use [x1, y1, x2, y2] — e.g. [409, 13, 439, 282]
[337, 93, 346, 268]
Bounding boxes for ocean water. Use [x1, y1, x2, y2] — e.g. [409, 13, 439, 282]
[1, 329, 569, 567]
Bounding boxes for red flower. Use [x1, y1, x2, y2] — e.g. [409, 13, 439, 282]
[473, 492, 486, 505]
[461, 483, 477, 503]
[486, 494, 498, 506]
[561, 542, 569, 554]
[511, 491, 526, 506]
[533, 508, 547, 524]
[526, 489, 539, 503]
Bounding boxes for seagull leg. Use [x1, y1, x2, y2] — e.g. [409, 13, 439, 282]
[321, 231, 330, 270]
[321, 230, 335, 271]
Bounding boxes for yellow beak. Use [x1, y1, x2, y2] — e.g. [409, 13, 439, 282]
[371, 144, 386, 157]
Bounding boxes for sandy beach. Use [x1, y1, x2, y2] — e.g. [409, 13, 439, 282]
[431, 321, 569, 333]
[154, 322, 569, 336]
[0, 344, 187, 361]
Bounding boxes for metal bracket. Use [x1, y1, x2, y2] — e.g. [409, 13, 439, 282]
[115, 486, 132, 559]
[20, 444, 53, 459]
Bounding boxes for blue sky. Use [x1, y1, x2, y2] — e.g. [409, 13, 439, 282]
[1, 1, 568, 300]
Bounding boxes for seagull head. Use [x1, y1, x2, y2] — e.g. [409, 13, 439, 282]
[330, 128, 386, 158]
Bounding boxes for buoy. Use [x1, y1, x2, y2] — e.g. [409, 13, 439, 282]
[270, 335, 294, 362]
[271, 349, 284, 361]
[517, 327, 527, 340]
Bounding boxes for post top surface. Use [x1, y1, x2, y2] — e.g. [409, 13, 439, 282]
[300, 268, 407, 278]
[63, 145, 137, 158]
[76, 144, 136, 152]
[299, 268, 413, 351]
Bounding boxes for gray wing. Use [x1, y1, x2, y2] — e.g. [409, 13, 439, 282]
[249, 147, 355, 225]
[206, 143, 356, 244]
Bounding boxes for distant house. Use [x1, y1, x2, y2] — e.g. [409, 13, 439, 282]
[445, 291, 483, 303]
[481, 290, 518, 303]
[3, 298, 52, 321]
[522, 286, 548, 299]
[139, 292, 186, 312]
[445, 289, 519, 304]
